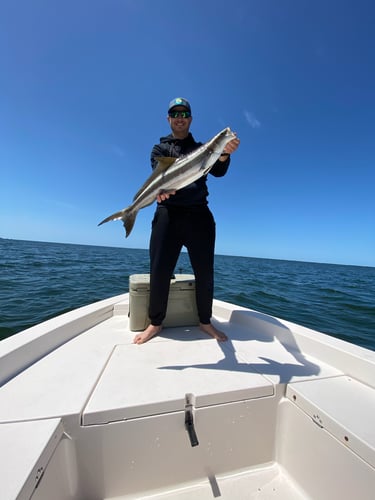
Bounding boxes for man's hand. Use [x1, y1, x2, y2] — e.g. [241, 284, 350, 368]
[156, 190, 176, 203]
[219, 136, 240, 161]
[225, 137, 240, 154]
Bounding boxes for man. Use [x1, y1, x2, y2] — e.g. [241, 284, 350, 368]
[133, 97, 240, 344]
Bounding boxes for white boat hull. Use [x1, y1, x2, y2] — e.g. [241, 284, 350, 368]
[1, 291, 374, 499]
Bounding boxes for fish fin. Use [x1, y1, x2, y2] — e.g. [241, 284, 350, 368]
[158, 188, 176, 195]
[123, 210, 138, 237]
[133, 157, 177, 201]
[98, 206, 138, 238]
[155, 157, 177, 169]
[199, 155, 214, 174]
[98, 209, 127, 226]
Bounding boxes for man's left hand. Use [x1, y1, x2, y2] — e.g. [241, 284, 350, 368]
[224, 137, 240, 155]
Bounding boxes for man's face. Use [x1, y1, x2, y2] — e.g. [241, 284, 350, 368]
[167, 106, 192, 137]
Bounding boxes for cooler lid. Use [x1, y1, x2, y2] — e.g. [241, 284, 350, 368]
[129, 274, 151, 291]
[82, 339, 274, 425]
[129, 274, 195, 292]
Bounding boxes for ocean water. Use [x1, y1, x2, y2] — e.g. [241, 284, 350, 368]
[1, 239, 374, 351]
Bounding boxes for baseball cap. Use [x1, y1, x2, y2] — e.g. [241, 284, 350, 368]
[168, 97, 191, 113]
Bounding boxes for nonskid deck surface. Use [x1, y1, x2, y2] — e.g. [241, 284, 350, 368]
[83, 309, 342, 426]
[0, 302, 342, 426]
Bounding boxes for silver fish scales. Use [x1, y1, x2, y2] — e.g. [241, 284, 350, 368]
[98, 127, 236, 237]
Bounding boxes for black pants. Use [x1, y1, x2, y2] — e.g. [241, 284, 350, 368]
[149, 205, 216, 326]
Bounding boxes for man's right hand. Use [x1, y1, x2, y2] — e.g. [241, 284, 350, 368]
[156, 190, 176, 203]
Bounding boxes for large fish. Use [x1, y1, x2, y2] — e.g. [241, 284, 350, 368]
[98, 127, 236, 237]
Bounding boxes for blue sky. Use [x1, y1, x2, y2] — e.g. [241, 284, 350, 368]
[1, 0, 374, 267]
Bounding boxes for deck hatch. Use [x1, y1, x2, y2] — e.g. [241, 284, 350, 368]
[287, 376, 375, 468]
[82, 340, 274, 426]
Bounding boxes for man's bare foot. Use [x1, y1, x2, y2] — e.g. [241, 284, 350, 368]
[133, 324, 162, 344]
[200, 323, 228, 341]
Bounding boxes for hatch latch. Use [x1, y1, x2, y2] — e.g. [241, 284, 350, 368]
[185, 393, 199, 447]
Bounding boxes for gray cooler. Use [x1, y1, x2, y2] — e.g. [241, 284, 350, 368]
[129, 274, 199, 331]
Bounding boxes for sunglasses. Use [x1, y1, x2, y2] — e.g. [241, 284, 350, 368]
[168, 110, 191, 119]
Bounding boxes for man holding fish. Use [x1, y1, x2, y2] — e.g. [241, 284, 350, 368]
[133, 97, 240, 344]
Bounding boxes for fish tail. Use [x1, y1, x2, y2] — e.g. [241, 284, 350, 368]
[98, 207, 138, 237]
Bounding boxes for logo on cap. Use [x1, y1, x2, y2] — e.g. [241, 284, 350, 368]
[168, 97, 191, 112]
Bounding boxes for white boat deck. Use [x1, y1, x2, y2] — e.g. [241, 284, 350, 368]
[0, 299, 342, 426]
[0, 295, 374, 499]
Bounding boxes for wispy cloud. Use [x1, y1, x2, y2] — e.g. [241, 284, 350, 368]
[110, 145, 126, 157]
[244, 110, 261, 128]
[43, 199, 77, 211]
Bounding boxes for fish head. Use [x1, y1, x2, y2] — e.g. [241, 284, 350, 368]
[224, 127, 236, 142]
[224, 126, 236, 137]
[210, 127, 237, 153]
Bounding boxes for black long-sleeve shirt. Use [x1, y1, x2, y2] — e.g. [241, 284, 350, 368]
[150, 132, 230, 207]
